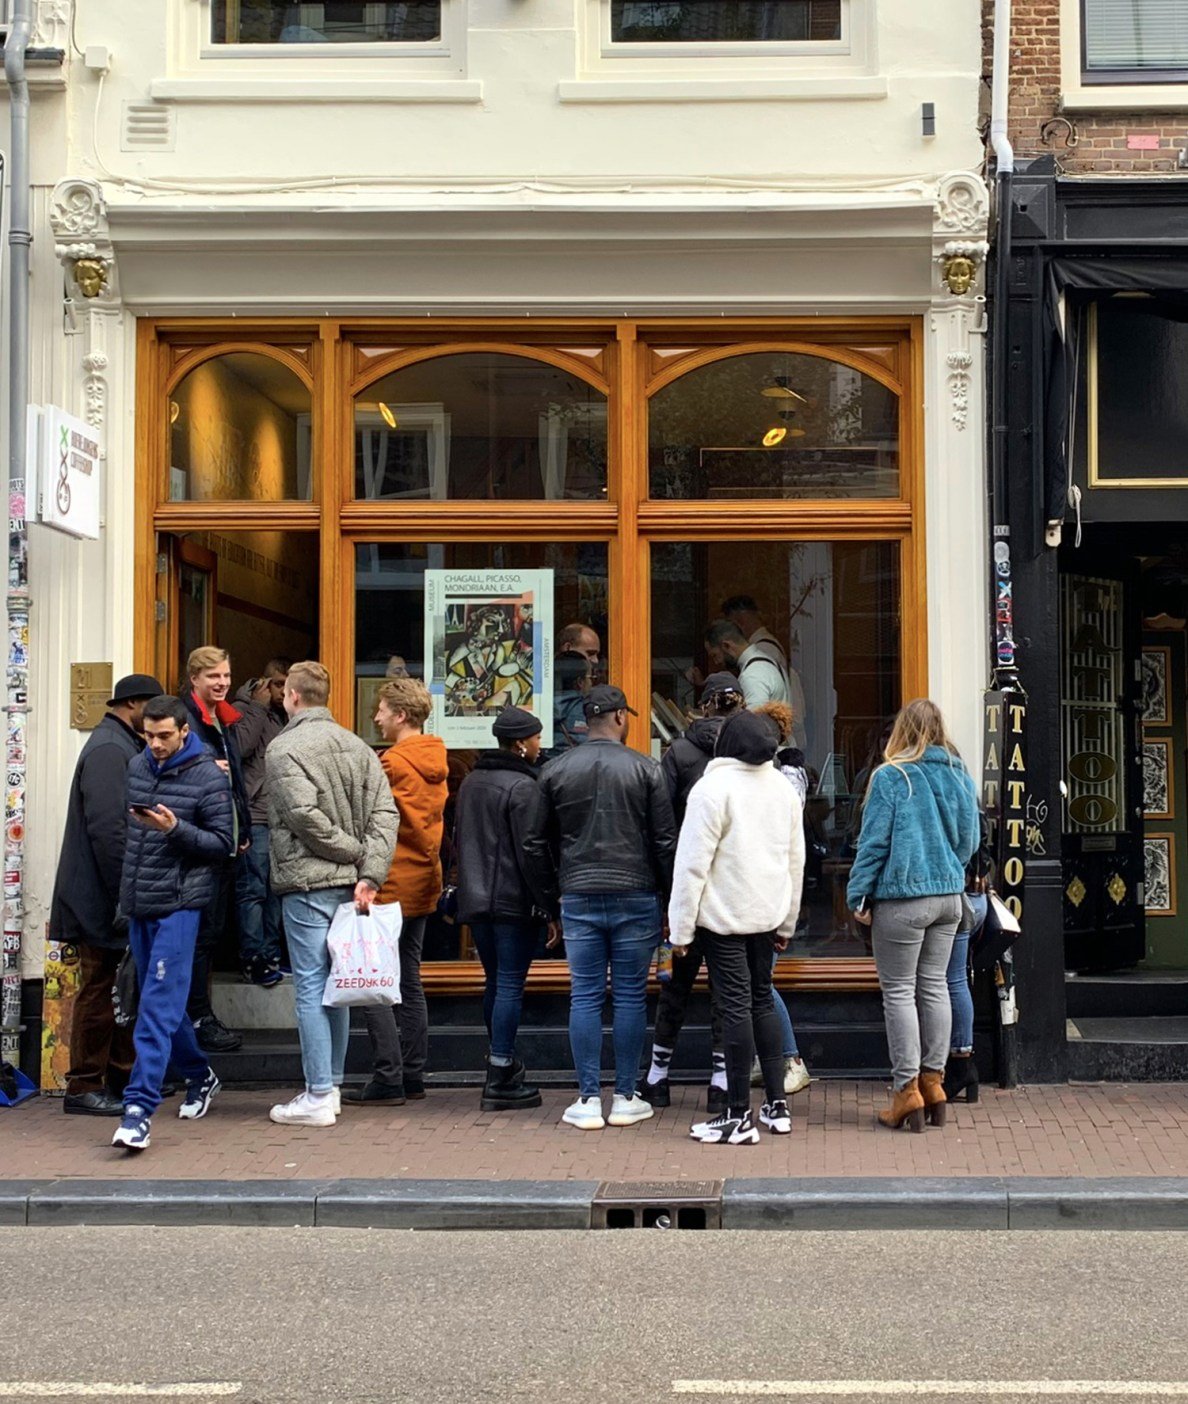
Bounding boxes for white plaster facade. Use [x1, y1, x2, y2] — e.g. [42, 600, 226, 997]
[2, 0, 989, 978]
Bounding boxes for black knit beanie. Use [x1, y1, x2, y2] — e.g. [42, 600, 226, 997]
[714, 710, 779, 766]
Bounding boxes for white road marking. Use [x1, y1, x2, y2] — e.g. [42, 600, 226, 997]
[673, 1383, 1188, 1398]
[0, 1385, 242, 1398]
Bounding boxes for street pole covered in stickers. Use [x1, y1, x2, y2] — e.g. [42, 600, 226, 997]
[3, 0, 33, 1074]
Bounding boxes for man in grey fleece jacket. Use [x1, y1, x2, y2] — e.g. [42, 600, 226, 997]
[265, 661, 399, 1128]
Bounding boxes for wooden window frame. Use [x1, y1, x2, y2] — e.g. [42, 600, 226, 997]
[136, 314, 926, 996]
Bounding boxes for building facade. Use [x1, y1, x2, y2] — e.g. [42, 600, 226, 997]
[2, 0, 990, 1082]
[991, 0, 1188, 1079]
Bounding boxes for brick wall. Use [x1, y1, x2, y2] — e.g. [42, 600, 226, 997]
[984, 0, 1188, 174]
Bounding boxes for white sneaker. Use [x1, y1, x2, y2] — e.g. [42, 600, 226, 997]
[269, 1091, 336, 1127]
[760, 1098, 793, 1134]
[784, 1056, 813, 1096]
[607, 1093, 654, 1127]
[331, 1087, 341, 1116]
[561, 1095, 605, 1130]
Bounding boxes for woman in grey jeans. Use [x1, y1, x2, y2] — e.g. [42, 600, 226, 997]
[846, 700, 980, 1133]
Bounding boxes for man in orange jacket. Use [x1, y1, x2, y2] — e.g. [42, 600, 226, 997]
[344, 676, 447, 1105]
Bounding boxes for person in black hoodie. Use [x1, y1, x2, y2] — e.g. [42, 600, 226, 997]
[638, 673, 744, 1114]
[178, 646, 251, 1054]
[455, 707, 558, 1111]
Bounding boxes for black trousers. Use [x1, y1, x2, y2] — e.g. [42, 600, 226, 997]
[187, 861, 232, 1024]
[66, 941, 135, 1095]
[698, 929, 784, 1113]
[652, 930, 723, 1053]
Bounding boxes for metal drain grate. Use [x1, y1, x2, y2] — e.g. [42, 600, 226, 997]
[592, 1179, 723, 1230]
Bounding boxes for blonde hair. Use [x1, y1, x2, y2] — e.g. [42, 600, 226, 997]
[875, 698, 959, 796]
[753, 700, 794, 744]
[286, 661, 331, 707]
[187, 645, 229, 678]
[378, 676, 432, 728]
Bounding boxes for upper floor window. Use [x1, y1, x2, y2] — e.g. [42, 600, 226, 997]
[1082, 0, 1188, 83]
[610, 0, 841, 44]
[211, 1, 442, 45]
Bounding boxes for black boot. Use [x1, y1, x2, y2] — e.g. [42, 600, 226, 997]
[481, 1059, 542, 1112]
[942, 1053, 979, 1104]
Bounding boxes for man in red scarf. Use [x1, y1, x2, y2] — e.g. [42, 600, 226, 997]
[178, 646, 251, 1053]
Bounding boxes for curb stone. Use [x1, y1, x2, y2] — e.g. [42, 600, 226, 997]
[3, 1177, 1188, 1230]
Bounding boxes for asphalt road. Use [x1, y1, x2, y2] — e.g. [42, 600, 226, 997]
[3, 1227, 1188, 1403]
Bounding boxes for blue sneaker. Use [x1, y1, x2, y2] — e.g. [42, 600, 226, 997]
[112, 1106, 151, 1151]
[179, 1068, 221, 1121]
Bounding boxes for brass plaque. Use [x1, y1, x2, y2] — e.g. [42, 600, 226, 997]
[70, 662, 112, 731]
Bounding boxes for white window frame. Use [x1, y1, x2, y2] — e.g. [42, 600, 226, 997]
[1060, 0, 1188, 111]
[152, 0, 477, 101]
[561, 0, 882, 102]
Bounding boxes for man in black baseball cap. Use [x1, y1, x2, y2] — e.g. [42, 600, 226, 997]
[525, 681, 675, 1132]
[50, 673, 163, 1115]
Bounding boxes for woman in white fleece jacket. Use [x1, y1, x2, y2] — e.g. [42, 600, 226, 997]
[668, 710, 806, 1145]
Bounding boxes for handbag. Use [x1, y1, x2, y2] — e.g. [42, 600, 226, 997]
[322, 900, 403, 1008]
[970, 889, 1021, 971]
[112, 946, 139, 1027]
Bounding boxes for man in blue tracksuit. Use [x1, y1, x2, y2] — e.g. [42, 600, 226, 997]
[113, 694, 234, 1152]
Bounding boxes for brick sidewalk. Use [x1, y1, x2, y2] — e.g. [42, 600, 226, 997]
[3, 1080, 1187, 1182]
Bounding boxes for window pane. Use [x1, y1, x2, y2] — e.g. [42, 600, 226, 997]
[1093, 298, 1188, 480]
[612, 0, 841, 42]
[356, 541, 609, 961]
[212, 1, 442, 43]
[649, 351, 898, 500]
[1084, 0, 1188, 70]
[169, 353, 312, 501]
[651, 540, 901, 956]
[355, 354, 607, 500]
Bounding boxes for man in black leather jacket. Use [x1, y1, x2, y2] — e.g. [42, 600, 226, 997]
[524, 685, 676, 1132]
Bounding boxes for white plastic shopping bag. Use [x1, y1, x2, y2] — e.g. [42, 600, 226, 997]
[322, 900, 402, 1008]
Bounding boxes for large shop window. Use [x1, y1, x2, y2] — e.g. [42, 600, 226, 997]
[610, 0, 842, 43]
[1082, 0, 1188, 82]
[354, 353, 608, 501]
[652, 540, 900, 956]
[139, 320, 921, 991]
[211, 0, 443, 44]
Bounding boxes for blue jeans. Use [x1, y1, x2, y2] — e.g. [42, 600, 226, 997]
[123, 910, 209, 1117]
[947, 893, 987, 1054]
[770, 952, 799, 1059]
[235, 823, 282, 965]
[563, 892, 662, 1098]
[472, 918, 540, 1061]
[281, 886, 353, 1095]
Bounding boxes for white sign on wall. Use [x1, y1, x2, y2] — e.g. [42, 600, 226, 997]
[28, 406, 102, 540]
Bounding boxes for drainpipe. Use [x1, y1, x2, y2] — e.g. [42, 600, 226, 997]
[3, 0, 33, 1072]
[989, 0, 1016, 683]
[986, 0, 1022, 1088]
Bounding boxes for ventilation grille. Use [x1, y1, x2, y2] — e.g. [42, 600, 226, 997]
[121, 102, 175, 152]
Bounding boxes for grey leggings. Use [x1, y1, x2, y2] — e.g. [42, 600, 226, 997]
[871, 894, 962, 1090]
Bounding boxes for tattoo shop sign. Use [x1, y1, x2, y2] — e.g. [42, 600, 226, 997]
[27, 405, 102, 540]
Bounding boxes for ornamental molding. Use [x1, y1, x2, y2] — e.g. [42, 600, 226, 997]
[31, 0, 70, 52]
[933, 171, 991, 237]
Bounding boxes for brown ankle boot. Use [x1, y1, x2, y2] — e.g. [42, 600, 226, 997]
[877, 1077, 925, 1132]
[919, 1068, 947, 1127]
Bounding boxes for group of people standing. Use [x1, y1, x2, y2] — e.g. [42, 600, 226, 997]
[51, 615, 984, 1152]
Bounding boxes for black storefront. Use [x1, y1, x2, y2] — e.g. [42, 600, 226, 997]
[1001, 158, 1188, 1081]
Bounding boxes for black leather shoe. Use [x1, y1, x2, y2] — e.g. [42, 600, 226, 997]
[481, 1060, 542, 1112]
[193, 1016, 242, 1053]
[403, 1076, 426, 1100]
[63, 1090, 124, 1116]
[342, 1079, 406, 1105]
[636, 1077, 671, 1108]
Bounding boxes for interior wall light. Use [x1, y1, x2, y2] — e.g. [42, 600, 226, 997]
[760, 376, 807, 404]
[378, 401, 398, 429]
[169, 400, 181, 425]
[763, 427, 787, 448]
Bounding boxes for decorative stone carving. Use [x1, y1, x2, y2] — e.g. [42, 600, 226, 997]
[32, 0, 70, 52]
[934, 171, 991, 236]
[946, 348, 974, 431]
[50, 180, 107, 240]
[937, 239, 990, 296]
